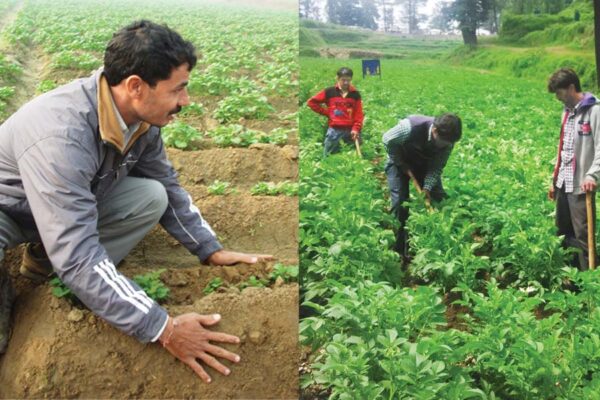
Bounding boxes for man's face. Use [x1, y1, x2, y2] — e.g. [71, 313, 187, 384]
[431, 127, 453, 149]
[336, 75, 352, 92]
[135, 63, 191, 127]
[553, 84, 579, 109]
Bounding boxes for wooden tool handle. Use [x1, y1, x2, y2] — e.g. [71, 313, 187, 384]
[587, 191, 596, 270]
[354, 140, 362, 158]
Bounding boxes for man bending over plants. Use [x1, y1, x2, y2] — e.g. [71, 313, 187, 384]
[382, 113, 462, 261]
[307, 67, 364, 157]
[0, 20, 273, 383]
[547, 68, 600, 270]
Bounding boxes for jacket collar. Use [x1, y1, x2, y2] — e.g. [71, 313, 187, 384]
[96, 71, 150, 154]
[566, 92, 598, 114]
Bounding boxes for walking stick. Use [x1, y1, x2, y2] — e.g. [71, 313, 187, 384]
[407, 170, 433, 212]
[586, 191, 596, 270]
[354, 139, 362, 158]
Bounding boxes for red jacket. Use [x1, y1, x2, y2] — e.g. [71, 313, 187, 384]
[307, 84, 364, 132]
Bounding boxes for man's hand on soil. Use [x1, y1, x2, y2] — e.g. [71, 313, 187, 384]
[207, 250, 275, 266]
[581, 178, 597, 193]
[159, 313, 240, 383]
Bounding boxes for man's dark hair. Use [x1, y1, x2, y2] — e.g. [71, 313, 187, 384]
[337, 67, 353, 78]
[434, 113, 462, 143]
[104, 20, 197, 87]
[548, 68, 582, 93]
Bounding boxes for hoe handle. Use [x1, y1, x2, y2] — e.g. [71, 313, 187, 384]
[587, 191, 596, 270]
[354, 139, 362, 158]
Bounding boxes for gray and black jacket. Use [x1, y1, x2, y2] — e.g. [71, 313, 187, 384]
[0, 69, 222, 342]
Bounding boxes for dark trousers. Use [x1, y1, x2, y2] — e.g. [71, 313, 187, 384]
[323, 127, 361, 157]
[385, 159, 446, 257]
[555, 186, 597, 270]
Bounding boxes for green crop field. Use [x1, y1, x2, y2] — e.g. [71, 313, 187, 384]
[0, 1, 300, 397]
[0, 0, 298, 146]
[300, 57, 600, 398]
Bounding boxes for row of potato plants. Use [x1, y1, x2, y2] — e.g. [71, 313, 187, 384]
[3, 0, 297, 148]
[300, 56, 600, 398]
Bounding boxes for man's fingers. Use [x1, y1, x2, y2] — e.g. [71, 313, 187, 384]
[186, 358, 212, 383]
[205, 330, 241, 344]
[205, 343, 241, 363]
[195, 313, 222, 327]
[198, 352, 232, 376]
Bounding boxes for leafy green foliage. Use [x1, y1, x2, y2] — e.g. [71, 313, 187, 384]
[132, 269, 170, 303]
[49, 277, 76, 300]
[207, 180, 234, 195]
[250, 181, 298, 196]
[161, 121, 201, 150]
[36, 79, 58, 94]
[203, 277, 224, 295]
[179, 102, 205, 118]
[205, 124, 288, 147]
[239, 275, 267, 289]
[299, 56, 599, 396]
[213, 89, 275, 122]
[269, 263, 298, 283]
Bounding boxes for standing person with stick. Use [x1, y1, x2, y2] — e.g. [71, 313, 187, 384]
[382, 114, 462, 261]
[548, 68, 600, 270]
[307, 67, 364, 157]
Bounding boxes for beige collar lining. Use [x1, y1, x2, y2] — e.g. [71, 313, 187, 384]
[97, 74, 150, 153]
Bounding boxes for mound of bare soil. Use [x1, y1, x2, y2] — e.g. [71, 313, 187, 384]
[169, 145, 298, 189]
[0, 132, 299, 398]
[0, 283, 298, 399]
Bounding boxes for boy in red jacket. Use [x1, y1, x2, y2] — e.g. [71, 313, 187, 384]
[307, 67, 364, 156]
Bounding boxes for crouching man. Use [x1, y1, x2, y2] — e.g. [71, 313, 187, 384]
[0, 20, 272, 383]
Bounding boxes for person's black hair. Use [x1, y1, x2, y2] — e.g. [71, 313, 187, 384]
[337, 67, 353, 78]
[434, 113, 462, 143]
[104, 20, 197, 87]
[548, 68, 582, 93]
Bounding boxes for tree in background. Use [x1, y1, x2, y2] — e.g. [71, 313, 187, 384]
[300, 0, 321, 20]
[361, 0, 381, 30]
[443, 0, 490, 45]
[380, 0, 397, 32]
[595, 0, 599, 87]
[326, 0, 380, 30]
[400, 0, 427, 34]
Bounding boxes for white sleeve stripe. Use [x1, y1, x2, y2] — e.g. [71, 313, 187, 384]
[93, 263, 150, 314]
[99, 260, 154, 308]
[169, 203, 200, 245]
[151, 314, 170, 342]
[187, 194, 216, 237]
[103, 260, 154, 308]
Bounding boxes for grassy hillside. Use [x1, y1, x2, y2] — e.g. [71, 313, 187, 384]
[300, 19, 460, 60]
[300, 0, 596, 88]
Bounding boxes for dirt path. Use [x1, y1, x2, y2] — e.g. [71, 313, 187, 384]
[0, 0, 46, 113]
[0, 0, 22, 33]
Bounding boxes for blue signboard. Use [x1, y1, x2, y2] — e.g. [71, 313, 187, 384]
[362, 59, 381, 78]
